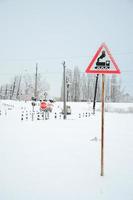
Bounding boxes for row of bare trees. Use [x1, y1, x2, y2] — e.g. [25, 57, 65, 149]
[61, 66, 129, 102]
[0, 65, 131, 102]
[0, 72, 49, 101]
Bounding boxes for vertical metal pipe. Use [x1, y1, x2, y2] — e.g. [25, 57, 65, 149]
[101, 74, 105, 176]
[93, 74, 99, 114]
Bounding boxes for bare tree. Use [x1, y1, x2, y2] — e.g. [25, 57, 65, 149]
[80, 73, 88, 101]
[110, 74, 122, 102]
[72, 67, 81, 102]
[16, 75, 22, 100]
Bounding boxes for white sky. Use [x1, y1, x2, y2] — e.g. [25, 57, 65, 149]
[0, 0, 133, 97]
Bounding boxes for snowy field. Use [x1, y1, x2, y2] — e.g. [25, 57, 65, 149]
[0, 100, 133, 200]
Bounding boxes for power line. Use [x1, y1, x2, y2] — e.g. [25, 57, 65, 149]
[0, 51, 133, 62]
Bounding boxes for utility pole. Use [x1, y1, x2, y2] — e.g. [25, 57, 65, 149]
[34, 63, 38, 100]
[93, 74, 99, 114]
[63, 61, 67, 119]
[66, 77, 70, 102]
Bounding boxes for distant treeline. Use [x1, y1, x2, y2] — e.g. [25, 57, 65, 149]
[0, 66, 132, 102]
[60, 66, 132, 102]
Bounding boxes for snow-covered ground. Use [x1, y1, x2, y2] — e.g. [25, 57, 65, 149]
[0, 100, 133, 200]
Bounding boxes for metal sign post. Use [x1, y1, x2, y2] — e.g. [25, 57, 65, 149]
[93, 74, 99, 114]
[101, 74, 105, 176]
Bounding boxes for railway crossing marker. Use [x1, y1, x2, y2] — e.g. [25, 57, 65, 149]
[85, 43, 120, 74]
[85, 43, 120, 176]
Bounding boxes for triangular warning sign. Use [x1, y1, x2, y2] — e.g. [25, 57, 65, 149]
[85, 43, 120, 74]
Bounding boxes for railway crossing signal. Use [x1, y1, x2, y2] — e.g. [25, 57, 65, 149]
[85, 43, 121, 176]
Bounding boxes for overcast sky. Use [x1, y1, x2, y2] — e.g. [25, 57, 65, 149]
[0, 0, 133, 97]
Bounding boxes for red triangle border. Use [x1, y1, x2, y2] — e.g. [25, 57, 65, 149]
[85, 43, 120, 74]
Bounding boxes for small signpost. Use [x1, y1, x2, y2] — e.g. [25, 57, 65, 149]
[85, 43, 120, 176]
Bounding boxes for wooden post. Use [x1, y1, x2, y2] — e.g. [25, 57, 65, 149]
[101, 74, 105, 176]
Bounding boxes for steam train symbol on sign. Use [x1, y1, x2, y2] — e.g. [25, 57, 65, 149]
[95, 50, 110, 69]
